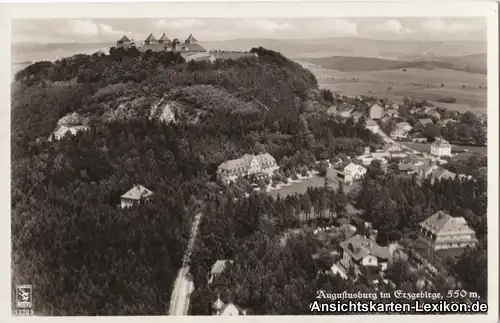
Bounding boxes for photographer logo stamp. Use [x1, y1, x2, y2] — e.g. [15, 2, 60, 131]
[16, 284, 33, 309]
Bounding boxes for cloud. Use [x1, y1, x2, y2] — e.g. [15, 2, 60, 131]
[156, 19, 206, 30]
[375, 19, 412, 34]
[58, 20, 129, 41]
[422, 19, 468, 35]
[234, 19, 292, 33]
[314, 19, 358, 36]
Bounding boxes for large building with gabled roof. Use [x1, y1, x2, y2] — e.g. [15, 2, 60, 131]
[217, 153, 279, 184]
[418, 211, 478, 258]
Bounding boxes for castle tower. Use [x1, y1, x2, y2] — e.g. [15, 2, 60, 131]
[185, 33, 198, 44]
[158, 33, 170, 45]
[172, 38, 181, 51]
[144, 33, 157, 45]
[212, 294, 224, 315]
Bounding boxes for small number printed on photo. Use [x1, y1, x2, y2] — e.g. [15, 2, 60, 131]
[16, 285, 33, 309]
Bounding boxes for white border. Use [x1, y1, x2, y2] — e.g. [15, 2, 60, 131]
[1, 1, 498, 323]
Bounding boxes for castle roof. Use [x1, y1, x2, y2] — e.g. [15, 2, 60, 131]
[145, 33, 157, 42]
[118, 35, 131, 42]
[182, 43, 206, 52]
[186, 33, 197, 42]
[158, 33, 170, 42]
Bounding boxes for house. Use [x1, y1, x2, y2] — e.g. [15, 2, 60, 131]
[49, 124, 90, 141]
[120, 184, 154, 209]
[336, 107, 354, 119]
[357, 155, 374, 166]
[418, 211, 478, 259]
[369, 103, 384, 120]
[416, 162, 439, 181]
[337, 163, 367, 185]
[437, 119, 458, 127]
[390, 122, 413, 140]
[371, 151, 391, 160]
[217, 153, 279, 184]
[208, 260, 233, 284]
[326, 105, 338, 115]
[116, 35, 132, 48]
[212, 294, 247, 315]
[352, 111, 364, 123]
[397, 163, 417, 174]
[383, 143, 402, 152]
[365, 119, 379, 133]
[334, 234, 391, 283]
[412, 137, 428, 143]
[384, 105, 399, 118]
[430, 138, 452, 157]
[416, 118, 434, 128]
[427, 110, 441, 120]
[429, 167, 457, 183]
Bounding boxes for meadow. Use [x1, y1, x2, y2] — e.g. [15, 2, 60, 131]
[268, 168, 342, 200]
[298, 61, 487, 113]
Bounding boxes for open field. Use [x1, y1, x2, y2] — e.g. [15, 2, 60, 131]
[298, 61, 487, 113]
[402, 142, 487, 156]
[268, 168, 341, 199]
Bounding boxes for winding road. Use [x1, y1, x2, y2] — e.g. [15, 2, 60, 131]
[168, 213, 202, 316]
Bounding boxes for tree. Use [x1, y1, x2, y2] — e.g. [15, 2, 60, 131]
[423, 123, 440, 139]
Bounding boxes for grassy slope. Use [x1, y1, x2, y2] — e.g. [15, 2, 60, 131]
[304, 55, 486, 74]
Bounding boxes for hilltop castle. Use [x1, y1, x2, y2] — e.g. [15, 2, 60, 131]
[116, 33, 206, 53]
[116, 33, 258, 61]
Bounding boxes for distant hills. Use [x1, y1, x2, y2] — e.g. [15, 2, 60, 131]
[11, 37, 486, 64]
[303, 54, 487, 74]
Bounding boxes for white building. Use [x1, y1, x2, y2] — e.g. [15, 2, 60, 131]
[337, 163, 367, 185]
[369, 103, 384, 120]
[217, 153, 279, 184]
[120, 184, 155, 209]
[390, 122, 412, 140]
[212, 295, 247, 315]
[430, 138, 452, 157]
[419, 211, 478, 257]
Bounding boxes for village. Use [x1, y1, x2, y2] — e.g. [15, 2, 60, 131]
[111, 97, 479, 315]
[39, 35, 486, 314]
[47, 90, 481, 315]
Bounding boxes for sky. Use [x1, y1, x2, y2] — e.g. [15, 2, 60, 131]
[11, 17, 487, 43]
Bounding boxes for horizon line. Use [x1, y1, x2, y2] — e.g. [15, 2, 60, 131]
[11, 35, 488, 45]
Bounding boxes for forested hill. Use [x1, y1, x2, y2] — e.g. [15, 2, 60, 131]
[12, 46, 386, 315]
[12, 46, 319, 149]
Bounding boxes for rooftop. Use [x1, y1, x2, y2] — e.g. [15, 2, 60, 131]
[121, 184, 154, 200]
[419, 211, 475, 235]
[340, 234, 390, 261]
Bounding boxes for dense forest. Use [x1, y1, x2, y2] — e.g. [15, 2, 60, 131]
[11, 45, 487, 315]
[11, 46, 383, 315]
[189, 163, 487, 314]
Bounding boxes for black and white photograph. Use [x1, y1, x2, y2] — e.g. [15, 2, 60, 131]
[5, 1, 498, 320]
